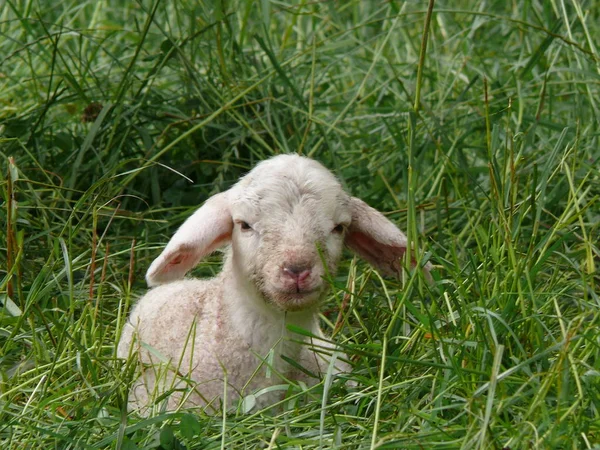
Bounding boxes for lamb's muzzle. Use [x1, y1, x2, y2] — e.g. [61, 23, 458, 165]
[117, 154, 431, 414]
[282, 263, 312, 289]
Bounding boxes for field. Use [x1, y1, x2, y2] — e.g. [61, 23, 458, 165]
[1, 0, 599, 448]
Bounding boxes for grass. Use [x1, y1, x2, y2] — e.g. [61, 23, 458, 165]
[1, 0, 599, 448]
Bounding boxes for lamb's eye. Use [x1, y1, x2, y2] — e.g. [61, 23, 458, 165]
[332, 224, 345, 234]
[240, 221, 252, 231]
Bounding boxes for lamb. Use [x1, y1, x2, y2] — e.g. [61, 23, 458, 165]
[117, 154, 430, 413]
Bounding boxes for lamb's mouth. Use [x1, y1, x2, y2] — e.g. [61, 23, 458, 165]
[264, 287, 323, 311]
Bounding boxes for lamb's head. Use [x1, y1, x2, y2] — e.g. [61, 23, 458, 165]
[146, 154, 429, 311]
[226, 156, 350, 311]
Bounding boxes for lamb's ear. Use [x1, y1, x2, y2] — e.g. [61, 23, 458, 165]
[345, 197, 431, 278]
[146, 191, 233, 286]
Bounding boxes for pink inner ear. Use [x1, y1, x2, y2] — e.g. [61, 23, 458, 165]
[169, 254, 185, 265]
[348, 231, 406, 260]
[166, 253, 192, 268]
[346, 230, 409, 276]
[347, 232, 378, 262]
[165, 231, 232, 270]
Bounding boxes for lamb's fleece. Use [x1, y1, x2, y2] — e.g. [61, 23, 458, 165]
[118, 154, 430, 413]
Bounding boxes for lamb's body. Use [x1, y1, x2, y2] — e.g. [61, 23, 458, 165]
[118, 154, 429, 413]
[119, 262, 333, 411]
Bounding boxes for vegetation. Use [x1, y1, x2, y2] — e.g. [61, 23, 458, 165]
[1, 0, 598, 448]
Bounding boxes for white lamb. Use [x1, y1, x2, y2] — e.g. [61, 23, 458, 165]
[117, 154, 430, 413]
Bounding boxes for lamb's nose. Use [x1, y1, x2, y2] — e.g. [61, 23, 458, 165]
[282, 264, 312, 283]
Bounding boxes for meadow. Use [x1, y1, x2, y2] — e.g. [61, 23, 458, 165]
[1, 0, 599, 448]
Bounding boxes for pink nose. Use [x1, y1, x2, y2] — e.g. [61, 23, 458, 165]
[282, 264, 312, 284]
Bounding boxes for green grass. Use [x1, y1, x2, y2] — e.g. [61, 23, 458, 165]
[1, 0, 599, 448]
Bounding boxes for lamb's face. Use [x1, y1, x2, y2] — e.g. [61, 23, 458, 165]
[229, 157, 351, 312]
[145, 154, 421, 296]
